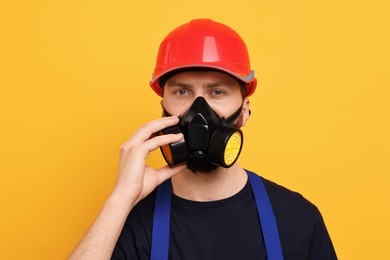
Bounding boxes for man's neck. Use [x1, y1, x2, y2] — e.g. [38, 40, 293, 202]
[171, 163, 247, 202]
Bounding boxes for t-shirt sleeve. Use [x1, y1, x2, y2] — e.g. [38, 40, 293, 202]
[262, 177, 337, 259]
[111, 192, 156, 260]
[111, 242, 127, 260]
[111, 223, 138, 260]
[307, 209, 338, 260]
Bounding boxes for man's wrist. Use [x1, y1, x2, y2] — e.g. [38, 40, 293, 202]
[108, 188, 138, 211]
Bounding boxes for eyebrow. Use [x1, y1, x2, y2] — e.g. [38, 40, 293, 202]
[166, 81, 193, 88]
[206, 82, 225, 88]
[166, 80, 231, 89]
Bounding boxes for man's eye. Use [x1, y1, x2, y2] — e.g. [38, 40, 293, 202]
[174, 89, 189, 95]
[212, 90, 225, 96]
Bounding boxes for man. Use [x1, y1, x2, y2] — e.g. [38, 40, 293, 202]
[69, 19, 337, 260]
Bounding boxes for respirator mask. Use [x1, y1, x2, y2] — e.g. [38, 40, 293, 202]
[159, 97, 244, 171]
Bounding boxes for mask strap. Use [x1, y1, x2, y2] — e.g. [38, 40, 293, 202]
[224, 101, 244, 124]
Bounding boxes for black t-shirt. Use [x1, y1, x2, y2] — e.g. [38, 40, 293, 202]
[112, 172, 337, 259]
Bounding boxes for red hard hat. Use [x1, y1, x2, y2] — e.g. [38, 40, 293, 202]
[150, 19, 257, 97]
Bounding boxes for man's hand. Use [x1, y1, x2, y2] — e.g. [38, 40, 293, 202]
[69, 116, 185, 260]
[113, 116, 185, 205]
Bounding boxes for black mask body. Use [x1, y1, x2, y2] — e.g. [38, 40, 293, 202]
[159, 97, 244, 171]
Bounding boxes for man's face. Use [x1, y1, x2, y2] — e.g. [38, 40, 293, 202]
[161, 70, 250, 173]
[162, 70, 248, 121]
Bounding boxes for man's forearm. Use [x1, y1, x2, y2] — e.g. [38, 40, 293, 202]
[69, 117, 184, 259]
[68, 192, 135, 260]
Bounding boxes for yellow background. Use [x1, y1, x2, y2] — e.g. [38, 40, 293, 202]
[1, 0, 389, 259]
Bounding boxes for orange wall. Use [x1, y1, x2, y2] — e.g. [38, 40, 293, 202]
[1, 0, 389, 259]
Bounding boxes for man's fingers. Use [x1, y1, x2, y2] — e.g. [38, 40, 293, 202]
[128, 117, 180, 146]
[143, 133, 184, 153]
[156, 164, 187, 184]
[120, 133, 183, 161]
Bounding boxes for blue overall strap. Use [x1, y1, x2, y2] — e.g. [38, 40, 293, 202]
[150, 179, 171, 260]
[247, 170, 284, 260]
[150, 172, 283, 260]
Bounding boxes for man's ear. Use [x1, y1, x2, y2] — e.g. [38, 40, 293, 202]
[241, 97, 250, 127]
